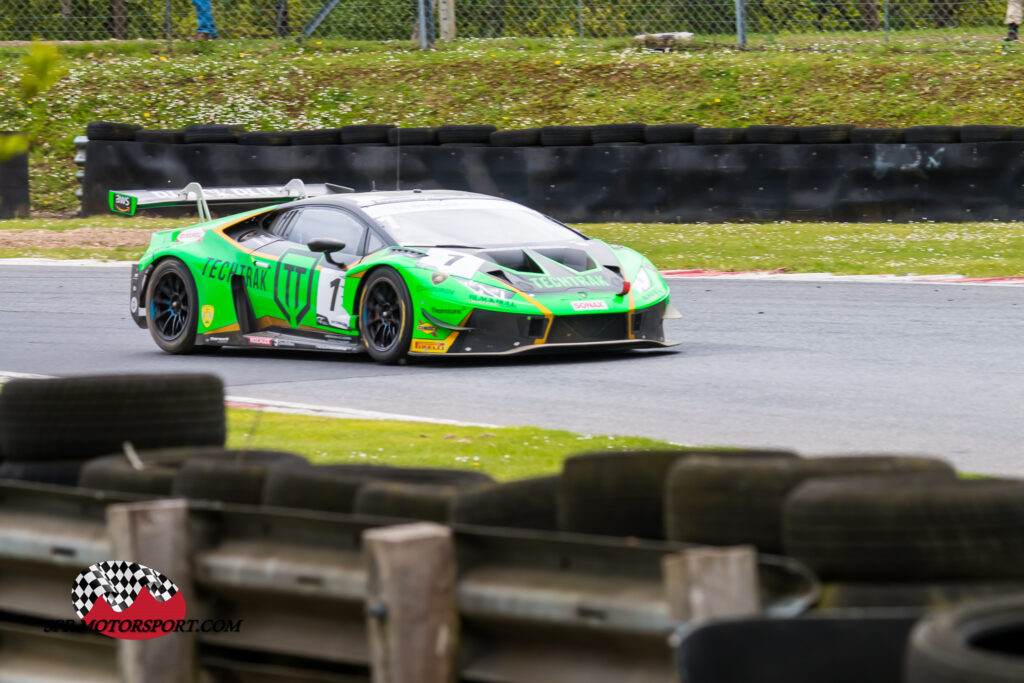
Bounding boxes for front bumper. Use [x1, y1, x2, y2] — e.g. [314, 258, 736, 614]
[410, 299, 675, 356]
[129, 264, 148, 329]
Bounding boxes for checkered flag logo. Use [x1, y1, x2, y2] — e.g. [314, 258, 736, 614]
[72, 561, 179, 619]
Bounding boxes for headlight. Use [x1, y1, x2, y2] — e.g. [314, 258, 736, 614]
[633, 268, 653, 295]
[461, 278, 516, 301]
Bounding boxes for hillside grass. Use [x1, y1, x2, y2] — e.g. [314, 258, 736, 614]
[1, 37, 1023, 213]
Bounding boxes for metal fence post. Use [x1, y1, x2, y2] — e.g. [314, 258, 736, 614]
[884, 0, 890, 44]
[577, 0, 584, 42]
[417, 0, 429, 49]
[735, 0, 747, 48]
[164, 0, 172, 40]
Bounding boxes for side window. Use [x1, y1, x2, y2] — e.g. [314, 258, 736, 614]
[266, 209, 299, 239]
[365, 230, 387, 255]
[288, 207, 368, 255]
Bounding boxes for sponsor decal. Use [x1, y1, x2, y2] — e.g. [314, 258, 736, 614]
[468, 294, 516, 308]
[527, 274, 609, 290]
[411, 339, 449, 353]
[429, 307, 464, 315]
[247, 336, 273, 346]
[176, 227, 205, 244]
[129, 296, 138, 314]
[201, 257, 268, 292]
[571, 300, 609, 312]
[273, 249, 321, 326]
[417, 321, 438, 336]
[201, 305, 214, 327]
[71, 561, 185, 640]
[207, 336, 229, 343]
[273, 339, 297, 348]
[431, 272, 448, 286]
[109, 193, 136, 215]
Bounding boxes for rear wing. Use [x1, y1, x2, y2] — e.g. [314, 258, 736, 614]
[108, 179, 354, 221]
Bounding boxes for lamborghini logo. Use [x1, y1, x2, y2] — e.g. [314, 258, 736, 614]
[201, 305, 214, 327]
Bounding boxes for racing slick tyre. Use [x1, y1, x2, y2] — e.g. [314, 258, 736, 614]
[665, 455, 955, 553]
[797, 125, 854, 144]
[905, 594, 1024, 683]
[237, 131, 293, 146]
[783, 476, 1024, 581]
[539, 126, 593, 146]
[644, 124, 698, 144]
[341, 124, 395, 144]
[904, 125, 961, 143]
[437, 124, 497, 144]
[558, 448, 798, 540]
[959, 125, 1015, 143]
[86, 121, 140, 141]
[850, 128, 906, 144]
[146, 258, 201, 354]
[590, 123, 647, 145]
[263, 464, 495, 513]
[183, 124, 246, 144]
[693, 127, 747, 145]
[387, 127, 437, 145]
[353, 482, 466, 523]
[290, 129, 341, 145]
[451, 475, 560, 531]
[0, 459, 85, 487]
[79, 447, 283, 496]
[358, 268, 415, 364]
[490, 129, 541, 146]
[170, 451, 310, 504]
[0, 374, 225, 461]
[134, 129, 185, 144]
[746, 125, 800, 144]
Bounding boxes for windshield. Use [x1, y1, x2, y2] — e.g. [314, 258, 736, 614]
[364, 198, 585, 247]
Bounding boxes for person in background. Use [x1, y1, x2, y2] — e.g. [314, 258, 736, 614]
[1006, 0, 1020, 40]
[189, 0, 218, 40]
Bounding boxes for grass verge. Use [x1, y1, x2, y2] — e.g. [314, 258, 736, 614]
[225, 407, 673, 480]
[2, 218, 1021, 277]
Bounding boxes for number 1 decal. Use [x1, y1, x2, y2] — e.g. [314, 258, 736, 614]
[316, 272, 351, 330]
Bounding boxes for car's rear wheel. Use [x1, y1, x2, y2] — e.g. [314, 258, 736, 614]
[146, 259, 199, 354]
[359, 268, 413, 364]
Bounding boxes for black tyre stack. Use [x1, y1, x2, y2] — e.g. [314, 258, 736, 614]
[0, 374, 226, 487]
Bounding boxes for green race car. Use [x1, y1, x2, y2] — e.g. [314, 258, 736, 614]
[122, 181, 678, 363]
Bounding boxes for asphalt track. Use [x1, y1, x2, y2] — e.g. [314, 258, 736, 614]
[1, 263, 1022, 476]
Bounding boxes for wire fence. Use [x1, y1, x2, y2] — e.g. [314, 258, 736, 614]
[0, 0, 1012, 49]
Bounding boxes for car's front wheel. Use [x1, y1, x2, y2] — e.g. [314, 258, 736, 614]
[359, 268, 413, 364]
[146, 259, 199, 354]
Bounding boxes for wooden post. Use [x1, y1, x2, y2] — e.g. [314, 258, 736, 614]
[437, 0, 456, 41]
[663, 545, 760, 623]
[364, 522, 458, 683]
[107, 500, 194, 683]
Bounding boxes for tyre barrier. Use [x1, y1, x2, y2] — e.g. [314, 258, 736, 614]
[675, 611, 921, 683]
[0, 373, 225, 461]
[558, 448, 797, 540]
[170, 451, 311, 505]
[905, 593, 1024, 683]
[664, 454, 956, 553]
[80, 121, 1024, 221]
[783, 476, 1024, 581]
[450, 475, 560, 531]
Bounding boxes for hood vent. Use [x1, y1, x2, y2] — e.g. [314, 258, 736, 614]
[533, 248, 597, 273]
[479, 249, 544, 274]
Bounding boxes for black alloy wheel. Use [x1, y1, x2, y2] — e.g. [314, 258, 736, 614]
[359, 268, 413, 364]
[146, 259, 199, 354]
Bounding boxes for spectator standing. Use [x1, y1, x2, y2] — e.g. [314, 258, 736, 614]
[189, 0, 218, 40]
[1006, 0, 1020, 40]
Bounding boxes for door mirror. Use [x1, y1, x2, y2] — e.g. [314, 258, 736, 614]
[307, 238, 347, 267]
[307, 238, 346, 253]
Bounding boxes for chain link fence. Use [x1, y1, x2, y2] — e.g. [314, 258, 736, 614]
[0, 0, 1011, 49]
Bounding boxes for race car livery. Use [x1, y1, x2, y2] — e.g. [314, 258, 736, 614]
[122, 181, 678, 364]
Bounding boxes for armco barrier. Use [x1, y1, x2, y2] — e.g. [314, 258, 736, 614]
[0, 481, 818, 683]
[80, 139, 1024, 222]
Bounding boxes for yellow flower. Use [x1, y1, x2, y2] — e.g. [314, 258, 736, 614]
[714, 98, 721, 103]
[315, 41, 322, 45]
[159, 56, 166, 61]
[143, 112, 151, 117]
[554, 60, 561, 65]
